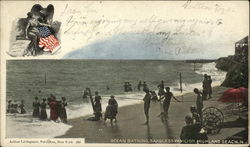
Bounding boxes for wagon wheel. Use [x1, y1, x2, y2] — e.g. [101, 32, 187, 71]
[202, 107, 224, 134]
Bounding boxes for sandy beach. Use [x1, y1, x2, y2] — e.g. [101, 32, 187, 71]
[57, 86, 247, 143]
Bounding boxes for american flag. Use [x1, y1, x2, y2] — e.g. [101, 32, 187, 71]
[38, 27, 60, 52]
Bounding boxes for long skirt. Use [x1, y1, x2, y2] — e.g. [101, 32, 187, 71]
[105, 105, 116, 119]
[33, 107, 40, 117]
[40, 109, 47, 120]
[60, 108, 67, 123]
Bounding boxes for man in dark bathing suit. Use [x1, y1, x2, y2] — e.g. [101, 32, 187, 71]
[194, 88, 203, 120]
[143, 88, 151, 125]
[159, 87, 181, 119]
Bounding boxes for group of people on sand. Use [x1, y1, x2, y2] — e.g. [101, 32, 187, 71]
[32, 95, 68, 123]
[86, 89, 118, 125]
[140, 78, 211, 143]
[7, 100, 26, 114]
[179, 88, 208, 144]
[7, 95, 68, 123]
[180, 74, 213, 143]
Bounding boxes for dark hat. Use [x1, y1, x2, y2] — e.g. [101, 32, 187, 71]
[62, 97, 66, 100]
[111, 95, 115, 98]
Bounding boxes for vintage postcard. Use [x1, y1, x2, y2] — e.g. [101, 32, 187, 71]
[0, 0, 249, 146]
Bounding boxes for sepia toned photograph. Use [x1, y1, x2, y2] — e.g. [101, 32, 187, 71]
[0, 0, 249, 146]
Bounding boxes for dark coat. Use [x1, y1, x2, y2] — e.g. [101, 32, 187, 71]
[40, 102, 47, 120]
[32, 101, 40, 117]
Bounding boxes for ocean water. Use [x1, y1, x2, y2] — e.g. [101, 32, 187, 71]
[5, 60, 226, 138]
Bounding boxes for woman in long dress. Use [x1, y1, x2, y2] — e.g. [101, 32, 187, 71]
[48, 96, 58, 121]
[60, 97, 68, 123]
[32, 97, 40, 117]
[40, 98, 48, 120]
[94, 91, 102, 120]
[104, 95, 118, 124]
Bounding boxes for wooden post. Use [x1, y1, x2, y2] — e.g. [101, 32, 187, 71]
[180, 72, 182, 93]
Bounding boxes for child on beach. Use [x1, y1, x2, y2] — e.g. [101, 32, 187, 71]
[190, 106, 201, 125]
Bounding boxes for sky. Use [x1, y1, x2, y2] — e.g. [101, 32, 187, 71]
[62, 1, 249, 60]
